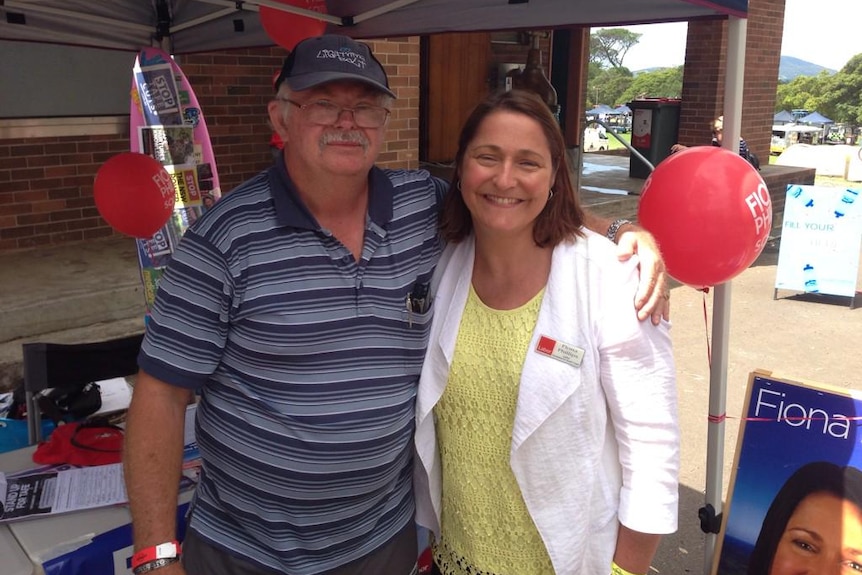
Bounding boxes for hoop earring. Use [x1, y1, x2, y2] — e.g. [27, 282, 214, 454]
[457, 180, 462, 191]
[548, 189, 554, 200]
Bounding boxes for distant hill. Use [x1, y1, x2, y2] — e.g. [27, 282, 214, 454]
[778, 56, 835, 82]
[631, 66, 678, 76]
[632, 56, 835, 82]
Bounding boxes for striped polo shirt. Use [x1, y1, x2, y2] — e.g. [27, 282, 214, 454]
[139, 158, 446, 575]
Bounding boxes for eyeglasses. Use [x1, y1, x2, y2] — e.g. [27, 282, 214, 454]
[279, 98, 390, 128]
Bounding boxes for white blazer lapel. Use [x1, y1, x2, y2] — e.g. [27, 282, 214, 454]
[511, 241, 587, 451]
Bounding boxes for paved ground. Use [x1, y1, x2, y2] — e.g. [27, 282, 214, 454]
[0, 153, 859, 574]
[652, 242, 862, 575]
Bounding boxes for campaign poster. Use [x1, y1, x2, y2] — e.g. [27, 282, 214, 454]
[713, 371, 862, 574]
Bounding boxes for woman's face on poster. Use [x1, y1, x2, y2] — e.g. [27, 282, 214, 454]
[770, 492, 862, 574]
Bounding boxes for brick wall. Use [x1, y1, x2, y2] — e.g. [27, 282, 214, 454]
[2, 7, 787, 254]
[0, 135, 130, 250]
[678, 0, 785, 162]
[0, 39, 419, 252]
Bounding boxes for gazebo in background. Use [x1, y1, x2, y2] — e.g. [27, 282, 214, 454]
[798, 111, 834, 126]
[773, 109, 794, 124]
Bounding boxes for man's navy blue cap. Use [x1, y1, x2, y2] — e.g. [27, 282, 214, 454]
[274, 34, 396, 98]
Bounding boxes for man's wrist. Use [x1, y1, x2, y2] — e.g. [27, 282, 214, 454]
[606, 218, 633, 244]
[133, 557, 180, 574]
[132, 541, 181, 573]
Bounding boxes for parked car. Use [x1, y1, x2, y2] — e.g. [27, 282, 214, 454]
[584, 127, 609, 152]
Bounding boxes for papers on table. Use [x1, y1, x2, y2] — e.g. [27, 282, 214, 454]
[0, 403, 200, 524]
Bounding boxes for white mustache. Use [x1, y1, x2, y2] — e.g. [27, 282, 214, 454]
[320, 131, 369, 150]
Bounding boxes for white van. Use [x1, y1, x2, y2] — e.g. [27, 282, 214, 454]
[584, 127, 609, 152]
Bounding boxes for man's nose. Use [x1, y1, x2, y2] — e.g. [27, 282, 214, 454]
[334, 108, 358, 127]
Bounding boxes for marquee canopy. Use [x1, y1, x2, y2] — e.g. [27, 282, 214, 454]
[0, 0, 747, 53]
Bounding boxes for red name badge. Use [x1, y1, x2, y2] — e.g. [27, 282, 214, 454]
[536, 335, 585, 367]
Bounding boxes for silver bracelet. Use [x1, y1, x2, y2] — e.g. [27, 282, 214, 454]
[132, 557, 180, 575]
[606, 218, 632, 244]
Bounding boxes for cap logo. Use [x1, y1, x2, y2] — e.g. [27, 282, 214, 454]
[317, 48, 367, 70]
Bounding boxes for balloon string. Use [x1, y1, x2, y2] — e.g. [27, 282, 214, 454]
[702, 287, 711, 366]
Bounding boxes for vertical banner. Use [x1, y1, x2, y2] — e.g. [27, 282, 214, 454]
[130, 49, 222, 315]
[774, 184, 861, 298]
[713, 371, 862, 574]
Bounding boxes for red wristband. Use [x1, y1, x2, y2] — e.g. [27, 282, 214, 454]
[132, 541, 181, 570]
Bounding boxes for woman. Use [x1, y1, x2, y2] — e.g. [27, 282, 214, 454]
[413, 90, 680, 575]
[747, 461, 862, 575]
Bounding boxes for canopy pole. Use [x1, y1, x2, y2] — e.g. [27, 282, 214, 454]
[703, 15, 746, 575]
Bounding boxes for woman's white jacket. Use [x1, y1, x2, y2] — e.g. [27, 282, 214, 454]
[413, 231, 680, 575]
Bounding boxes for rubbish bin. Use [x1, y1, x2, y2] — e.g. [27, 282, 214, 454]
[627, 98, 681, 179]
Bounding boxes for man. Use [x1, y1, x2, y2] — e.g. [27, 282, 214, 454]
[124, 34, 669, 575]
[671, 115, 758, 169]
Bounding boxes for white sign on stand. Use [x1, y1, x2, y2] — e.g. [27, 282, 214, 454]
[774, 184, 861, 306]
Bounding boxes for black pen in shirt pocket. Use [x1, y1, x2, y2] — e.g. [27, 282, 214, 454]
[406, 281, 431, 327]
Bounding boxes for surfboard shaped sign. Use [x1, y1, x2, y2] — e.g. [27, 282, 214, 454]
[130, 47, 221, 314]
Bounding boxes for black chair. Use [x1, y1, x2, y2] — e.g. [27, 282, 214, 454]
[22, 333, 144, 444]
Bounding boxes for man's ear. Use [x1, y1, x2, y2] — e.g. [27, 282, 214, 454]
[268, 100, 288, 143]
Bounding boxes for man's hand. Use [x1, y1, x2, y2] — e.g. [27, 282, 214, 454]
[616, 226, 670, 325]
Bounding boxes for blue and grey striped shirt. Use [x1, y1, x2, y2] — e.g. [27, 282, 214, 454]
[139, 158, 446, 575]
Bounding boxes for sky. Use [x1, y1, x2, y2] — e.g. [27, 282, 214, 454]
[613, 0, 861, 72]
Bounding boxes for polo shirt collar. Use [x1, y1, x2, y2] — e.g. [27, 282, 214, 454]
[269, 154, 394, 230]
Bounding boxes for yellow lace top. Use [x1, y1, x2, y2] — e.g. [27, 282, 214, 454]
[432, 285, 554, 575]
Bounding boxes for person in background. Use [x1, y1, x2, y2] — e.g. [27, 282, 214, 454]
[671, 115, 759, 168]
[746, 461, 862, 575]
[124, 34, 670, 575]
[413, 89, 679, 575]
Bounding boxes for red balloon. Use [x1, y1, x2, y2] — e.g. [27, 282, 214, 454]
[93, 153, 175, 239]
[260, 0, 327, 51]
[638, 146, 772, 289]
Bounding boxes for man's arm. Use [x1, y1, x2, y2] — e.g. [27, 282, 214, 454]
[124, 369, 194, 574]
[583, 211, 670, 325]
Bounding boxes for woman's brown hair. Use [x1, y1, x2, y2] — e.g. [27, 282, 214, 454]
[438, 89, 585, 247]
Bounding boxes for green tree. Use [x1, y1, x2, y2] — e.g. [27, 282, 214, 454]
[774, 71, 832, 116]
[822, 54, 862, 124]
[587, 66, 634, 107]
[590, 28, 641, 69]
[618, 66, 683, 103]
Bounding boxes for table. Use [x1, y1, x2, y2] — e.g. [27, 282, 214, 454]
[1, 446, 193, 575]
[0, 524, 33, 575]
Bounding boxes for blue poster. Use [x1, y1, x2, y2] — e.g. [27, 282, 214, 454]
[42, 502, 190, 575]
[714, 372, 862, 574]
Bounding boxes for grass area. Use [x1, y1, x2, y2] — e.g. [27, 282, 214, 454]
[606, 132, 631, 151]
[767, 152, 858, 189]
[815, 174, 857, 188]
